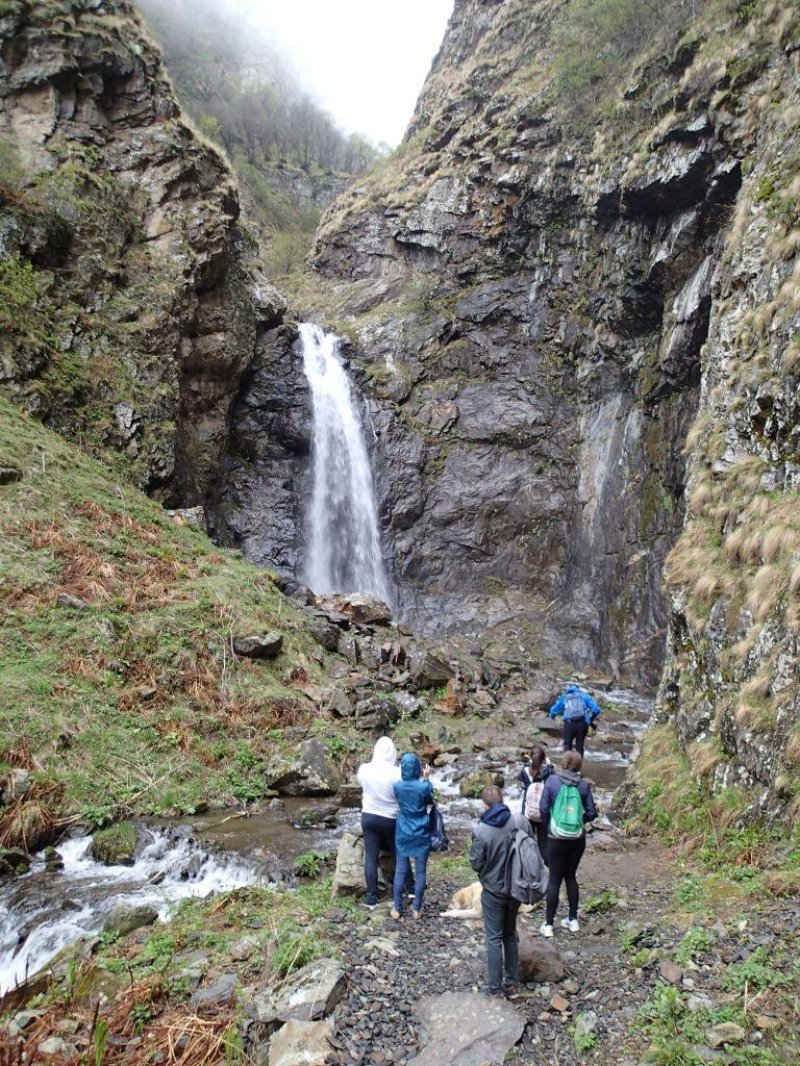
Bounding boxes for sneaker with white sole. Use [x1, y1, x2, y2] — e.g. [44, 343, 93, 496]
[539, 922, 554, 938]
[560, 917, 580, 933]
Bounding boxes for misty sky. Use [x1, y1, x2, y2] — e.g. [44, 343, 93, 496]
[235, 0, 454, 145]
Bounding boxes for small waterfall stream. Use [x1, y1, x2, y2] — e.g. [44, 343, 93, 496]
[299, 323, 391, 603]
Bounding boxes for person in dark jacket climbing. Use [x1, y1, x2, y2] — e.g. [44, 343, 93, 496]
[538, 751, 597, 938]
[547, 683, 601, 757]
[520, 745, 554, 866]
[392, 753, 434, 919]
[469, 784, 528, 997]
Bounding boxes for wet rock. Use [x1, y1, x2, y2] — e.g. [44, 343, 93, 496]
[292, 804, 339, 829]
[102, 904, 159, 936]
[518, 931, 566, 983]
[273, 959, 346, 1021]
[0, 847, 31, 877]
[409, 991, 525, 1066]
[189, 974, 238, 1013]
[460, 769, 505, 798]
[233, 632, 283, 660]
[314, 594, 392, 625]
[91, 823, 137, 866]
[336, 781, 362, 807]
[268, 1017, 333, 1066]
[267, 739, 341, 796]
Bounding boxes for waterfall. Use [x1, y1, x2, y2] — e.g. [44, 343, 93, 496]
[299, 323, 391, 603]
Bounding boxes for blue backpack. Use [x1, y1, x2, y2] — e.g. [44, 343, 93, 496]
[428, 803, 450, 852]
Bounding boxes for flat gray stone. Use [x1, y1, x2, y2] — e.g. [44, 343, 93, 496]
[102, 904, 159, 936]
[189, 973, 238, 1012]
[274, 959, 345, 1022]
[233, 632, 283, 659]
[409, 991, 525, 1066]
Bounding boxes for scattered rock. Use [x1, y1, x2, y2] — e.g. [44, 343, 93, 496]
[230, 936, 260, 962]
[268, 1017, 333, 1066]
[102, 904, 159, 936]
[706, 1022, 746, 1048]
[91, 823, 137, 866]
[314, 593, 392, 625]
[409, 991, 525, 1066]
[267, 739, 341, 796]
[307, 619, 341, 651]
[518, 930, 566, 983]
[0, 466, 22, 485]
[273, 959, 346, 1022]
[659, 960, 683, 985]
[460, 769, 505, 798]
[189, 974, 238, 1013]
[574, 1010, 599, 1043]
[292, 804, 338, 829]
[331, 832, 366, 898]
[165, 506, 206, 530]
[233, 632, 283, 660]
[409, 651, 455, 689]
[550, 993, 570, 1012]
[56, 593, 89, 610]
[326, 689, 354, 718]
[354, 696, 400, 733]
[38, 1037, 77, 1057]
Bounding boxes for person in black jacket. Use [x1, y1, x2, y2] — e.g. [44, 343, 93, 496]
[538, 750, 597, 938]
[469, 784, 528, 997]
[519, 745, 554, 866]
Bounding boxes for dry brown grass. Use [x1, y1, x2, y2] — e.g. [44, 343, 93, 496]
[688, 739, 723, 780]
[763, 868, 800, 897]
[0, 779, 64, 851]
[745, 564, 786, 621]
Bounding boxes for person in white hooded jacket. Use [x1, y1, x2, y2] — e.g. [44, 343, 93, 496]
[356, 736, 407, 908]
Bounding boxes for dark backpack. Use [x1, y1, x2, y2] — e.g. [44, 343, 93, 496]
[505, 820, 548, 904]
[549, 777, 585, 839]
[428, 803, 450, 852]
[563, 693, 586, 721]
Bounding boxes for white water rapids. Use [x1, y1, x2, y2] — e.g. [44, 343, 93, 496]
[299, 323, 391, 603]
[0, 830, 263, 996]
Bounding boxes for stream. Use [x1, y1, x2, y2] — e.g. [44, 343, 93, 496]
[0, 688, 650, 998]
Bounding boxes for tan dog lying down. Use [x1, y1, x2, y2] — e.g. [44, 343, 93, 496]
[440, 881, 540, 918]
[440, 881, 482, 918]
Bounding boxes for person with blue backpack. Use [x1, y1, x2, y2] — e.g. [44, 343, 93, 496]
[538, 750, 597, 938]
[547, 683, 601, 757]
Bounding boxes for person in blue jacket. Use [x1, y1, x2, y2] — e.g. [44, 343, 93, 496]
[392, 753, 434, 919]
[547, 683, 600, 757]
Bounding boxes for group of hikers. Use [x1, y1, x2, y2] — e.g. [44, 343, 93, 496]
[355, 683, 601, 996]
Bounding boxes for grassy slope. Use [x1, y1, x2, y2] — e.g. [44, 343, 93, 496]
[0, 395, 323, 832]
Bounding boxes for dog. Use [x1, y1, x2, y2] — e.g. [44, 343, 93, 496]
[440, 881, 482, 918]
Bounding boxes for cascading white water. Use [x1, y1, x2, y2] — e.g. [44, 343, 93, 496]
[299, 322, 391, 602]
[0, 830, 263, 995]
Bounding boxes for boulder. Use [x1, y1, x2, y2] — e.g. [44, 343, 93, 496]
[314, 593, 392, 625]
[91, 822, 137, 866]
[517, 930, 566, 983]
[331, 832, 364, 898]
[532, 715, 563, 737]
[291, 804, 338, 829]
[266, 739, 341, 796]
[272, 959, 346, 1022]
[336, 781, 362, 807]
[409, 991, 525, 1066]
[0, 466, 23, 485]
[0, 847, 31, 877]
[326, 689, 354, 718]
[268, 1018, 333, 1066]
[354, 696, 400, 734]
[102, 903, 159, 936]
[460, 769, 505, 798]
[233, 632, 284, 660]
[189, 973, 239, 1013]
[409, 650, 455, 689]
[306, 619, 340, 652]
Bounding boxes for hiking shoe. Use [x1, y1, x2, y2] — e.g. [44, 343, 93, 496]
[504, 983, 521, 999]
[539, 922, 554, 938]
[361, 902, 378, 911]
[390, 908, 401, 920]
[412, 909, 422, 920]
[561, 917, 580, 933]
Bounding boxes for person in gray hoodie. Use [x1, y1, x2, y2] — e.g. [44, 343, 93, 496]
[469, 784, 528, 997]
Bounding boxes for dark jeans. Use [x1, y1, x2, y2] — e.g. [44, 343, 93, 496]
[563, 718, 588, 756]
[393, 850, 429, 913]
[545, 835, 586, 924]
[361, 813, 397, 905]
[481, 889, 520, 992]
[534, 819, 549, 866]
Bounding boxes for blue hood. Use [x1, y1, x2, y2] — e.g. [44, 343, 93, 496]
[566, 684, 581, 692]
[400, 753, 422, 780]
[481, 802, 512, 827]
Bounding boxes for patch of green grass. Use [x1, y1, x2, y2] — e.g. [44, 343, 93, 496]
[0, 397, 326, 826]
[293, 850, 329, 878]
[583, 888, 620, 915]
[674, 927, 711, 965]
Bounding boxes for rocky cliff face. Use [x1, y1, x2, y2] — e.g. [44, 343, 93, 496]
[258, 0, 792, 692]
[0, 0, 283, 506]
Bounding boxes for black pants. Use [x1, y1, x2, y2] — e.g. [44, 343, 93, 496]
[534, 819, 549, 866]
[563, 718, 588, 756]
[545, 835, 586, 924]
[481, 889, 520, 992]
[361, 813, 397, 905]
